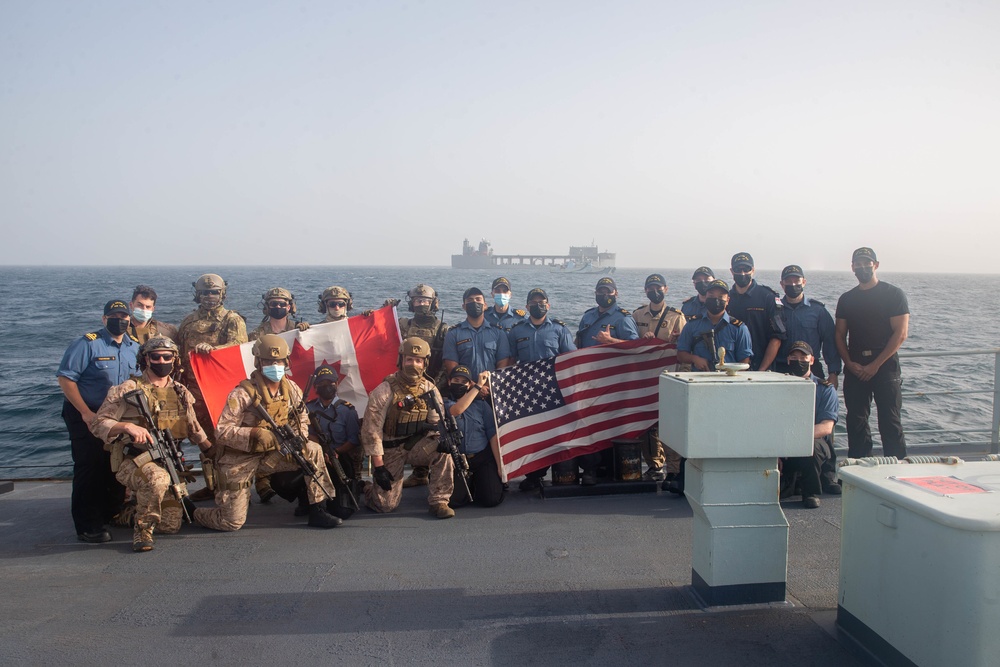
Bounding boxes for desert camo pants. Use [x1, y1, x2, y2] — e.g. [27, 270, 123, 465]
[115, 457, 183, 534]
[194, 440, 335, 532]
[364, 436, 454, 513]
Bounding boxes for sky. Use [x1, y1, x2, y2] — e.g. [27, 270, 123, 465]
[2, 1, 998, 271]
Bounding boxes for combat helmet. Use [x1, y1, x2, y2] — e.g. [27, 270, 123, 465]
[317, 286, 353, 313]
[251, 334, 290, 365]
[192, 273, 227, 304]
[406, 284, 439, 313]
[138, 336, 179, 372]
[260, 287, 297, 316]
[397, 336, 431, 368]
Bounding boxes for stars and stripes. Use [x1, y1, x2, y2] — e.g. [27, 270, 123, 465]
[491, 338, 678, 479]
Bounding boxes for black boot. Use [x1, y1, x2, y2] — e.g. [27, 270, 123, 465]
[307, 503, 343, 528]
[182, 496, 198, 520]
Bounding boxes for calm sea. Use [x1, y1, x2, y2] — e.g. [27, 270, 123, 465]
[0, 265, 994, 478]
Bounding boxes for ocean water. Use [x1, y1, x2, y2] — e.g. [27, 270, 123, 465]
[1, 265, 994, 478]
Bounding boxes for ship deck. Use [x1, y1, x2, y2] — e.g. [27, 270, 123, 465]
[0, 480, 860, 665]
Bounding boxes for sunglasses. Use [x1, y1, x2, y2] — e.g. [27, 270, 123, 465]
[202, 289, 222, 295]
[327, 301, 348, 308]
[148, 352, 175, 362]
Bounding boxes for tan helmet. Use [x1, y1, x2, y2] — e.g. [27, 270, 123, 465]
[261, 287, 297, 316]
[192, 273, 227, 304]
[399, 336, 431, 359]
[139, 336, 179, 370]
[317, 286, 353, 313]
[251, 334, 290, 361]
[406, 283, 439, 313]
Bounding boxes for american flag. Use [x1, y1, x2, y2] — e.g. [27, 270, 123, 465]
[490, 339, 678, 479]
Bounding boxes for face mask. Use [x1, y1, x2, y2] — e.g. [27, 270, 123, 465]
[854, 267, 874, 283]
[268, 306, 288, 320]
[412, 304, 432, 316]
[448, 383, 468, 400]
[596, 294, 615, 309]
[131, 308, 153, 323]
[788, 359, 811, 377]
[646, 289, 664, 304]
[494, 293, 510, 308]
[149, 362, 173, 378]
[733, 274, 752, 288]
[705, 298, 726, 315]
[316, 385, 337, 400]
[783, 284, 803, 299]
[465, 302, 484, 318]
[528, 303, 547, 319]
[106, 318, 129, 336]
[200, 294, 222, 309]
[400, 364, 423, 381]
[261, 364, 285, 382]
[695, 281, 711, 296]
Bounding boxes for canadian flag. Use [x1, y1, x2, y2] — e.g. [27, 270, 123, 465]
[188, 305, 402, 426]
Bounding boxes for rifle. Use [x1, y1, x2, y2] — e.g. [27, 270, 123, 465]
[249, 399, 336, 502]
[695, 329, 719, 371]
[309, 410, 360, 510]
[420, 389, 474, 503]
[122, 389, 193, 523]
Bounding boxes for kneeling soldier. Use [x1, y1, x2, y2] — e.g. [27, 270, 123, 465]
[193, 334, 342, 531]
[91, 337, 212, 552]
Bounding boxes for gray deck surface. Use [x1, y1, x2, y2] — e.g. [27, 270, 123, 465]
[0, 480, 860, 666]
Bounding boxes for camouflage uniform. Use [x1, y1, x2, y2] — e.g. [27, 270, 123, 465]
[248, 318, 297, 341]
[129, 320, 178, 346]
[91, 375, 210, 541]
[362, 374, 454, 512]
[176, 305, 247, 439]
[632, 303, 686, 475]
[193, 373, 336, 531]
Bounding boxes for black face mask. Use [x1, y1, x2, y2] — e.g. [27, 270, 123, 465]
[106, 318, 129, 336]
[268, 306, 288, 320]
[788, 359, 811, 377]
[783, 285, 803, 299]
[149, 362, 173, 378]
[465, 302, 484, 318]
[733, 273, 752, 288]
[448, 383, 469, 400]
[646, 290, 664, 304]
[854, 267, 874, 283]
[596, 294, 616, 309]
[695, 281, 711, 296]
[316, 385, 337, 400]
[705, 298, 726, 315]
[412, 304, 432, 316]
[528, 303, 547, 319]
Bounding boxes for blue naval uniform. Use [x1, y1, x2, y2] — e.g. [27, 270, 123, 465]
[727, 280, 786, 371]
[781, 374, 840, 500]
[443, 319, 513, 376]
[576, 305, 639, 348]
[813, 375, 839, 426]
[57, 327, 140, 536]
[676, 313, 753, 367]
[485, 307, 526, 333]
[777, 296, 842, 377]
[306, 397, 360, 451]
[444, 395, 505, 507]
[509, 317, 576, 362]
[680, 296, 708, 320]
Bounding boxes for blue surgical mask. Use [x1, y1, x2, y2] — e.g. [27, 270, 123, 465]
[494, 293, 510, 308]
[131, 308, 153, 323]
[262, 364, 286, 382]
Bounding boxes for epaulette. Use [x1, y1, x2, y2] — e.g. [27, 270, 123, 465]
[513, 308, 526, 317]
[682, 295, 696, 303]
[810, 298, 826, 307]
[618, 308, 631, 315]
[128, 333, 140, 343]
[511, 319, 528, 328]
[85, 332, 99, 341]
[729, 318, 743, 326]
[340, 400, 356, 410]
[667, 306, 681, 314]
[552, 318, 567, 327]
[687, 315, 701, 322]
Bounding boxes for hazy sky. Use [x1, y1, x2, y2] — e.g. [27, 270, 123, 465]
[2, 1, 997, 271]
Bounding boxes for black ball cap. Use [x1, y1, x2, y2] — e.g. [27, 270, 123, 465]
[104, 300, 130, 316]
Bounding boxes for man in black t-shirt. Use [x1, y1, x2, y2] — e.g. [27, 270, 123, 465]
[835, 247, 910, 458]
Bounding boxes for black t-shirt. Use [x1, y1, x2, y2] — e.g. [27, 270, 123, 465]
[835, 281, 909, 357]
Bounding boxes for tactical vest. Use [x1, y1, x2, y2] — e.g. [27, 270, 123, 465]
[239, 374, 293, 428]
[383, 375, 431, 439]
[117, 377, 189, 446]
[399, 316, 445, 377]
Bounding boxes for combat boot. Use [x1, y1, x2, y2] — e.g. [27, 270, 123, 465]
[188, 486, 214, 502]
[132, 523, 154, 552]
[111, 503, 136, 528]
[402, 467, 429, 488]
[307, 503, 343, 528]
[430, 503, 455, 519]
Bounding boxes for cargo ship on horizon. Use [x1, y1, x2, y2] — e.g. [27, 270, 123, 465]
[451, 239, 616, 274]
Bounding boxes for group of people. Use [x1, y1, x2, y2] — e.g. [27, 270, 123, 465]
[56, 246, 909, 551]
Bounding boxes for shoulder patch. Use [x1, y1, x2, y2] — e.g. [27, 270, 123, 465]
[85, 332, 99, 341]
[513, 309, 526, 317]
[729, 318, 743, 326]
[226, 396, 240, 411]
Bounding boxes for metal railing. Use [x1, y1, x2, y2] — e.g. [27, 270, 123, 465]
[2, 347, 998, 478]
